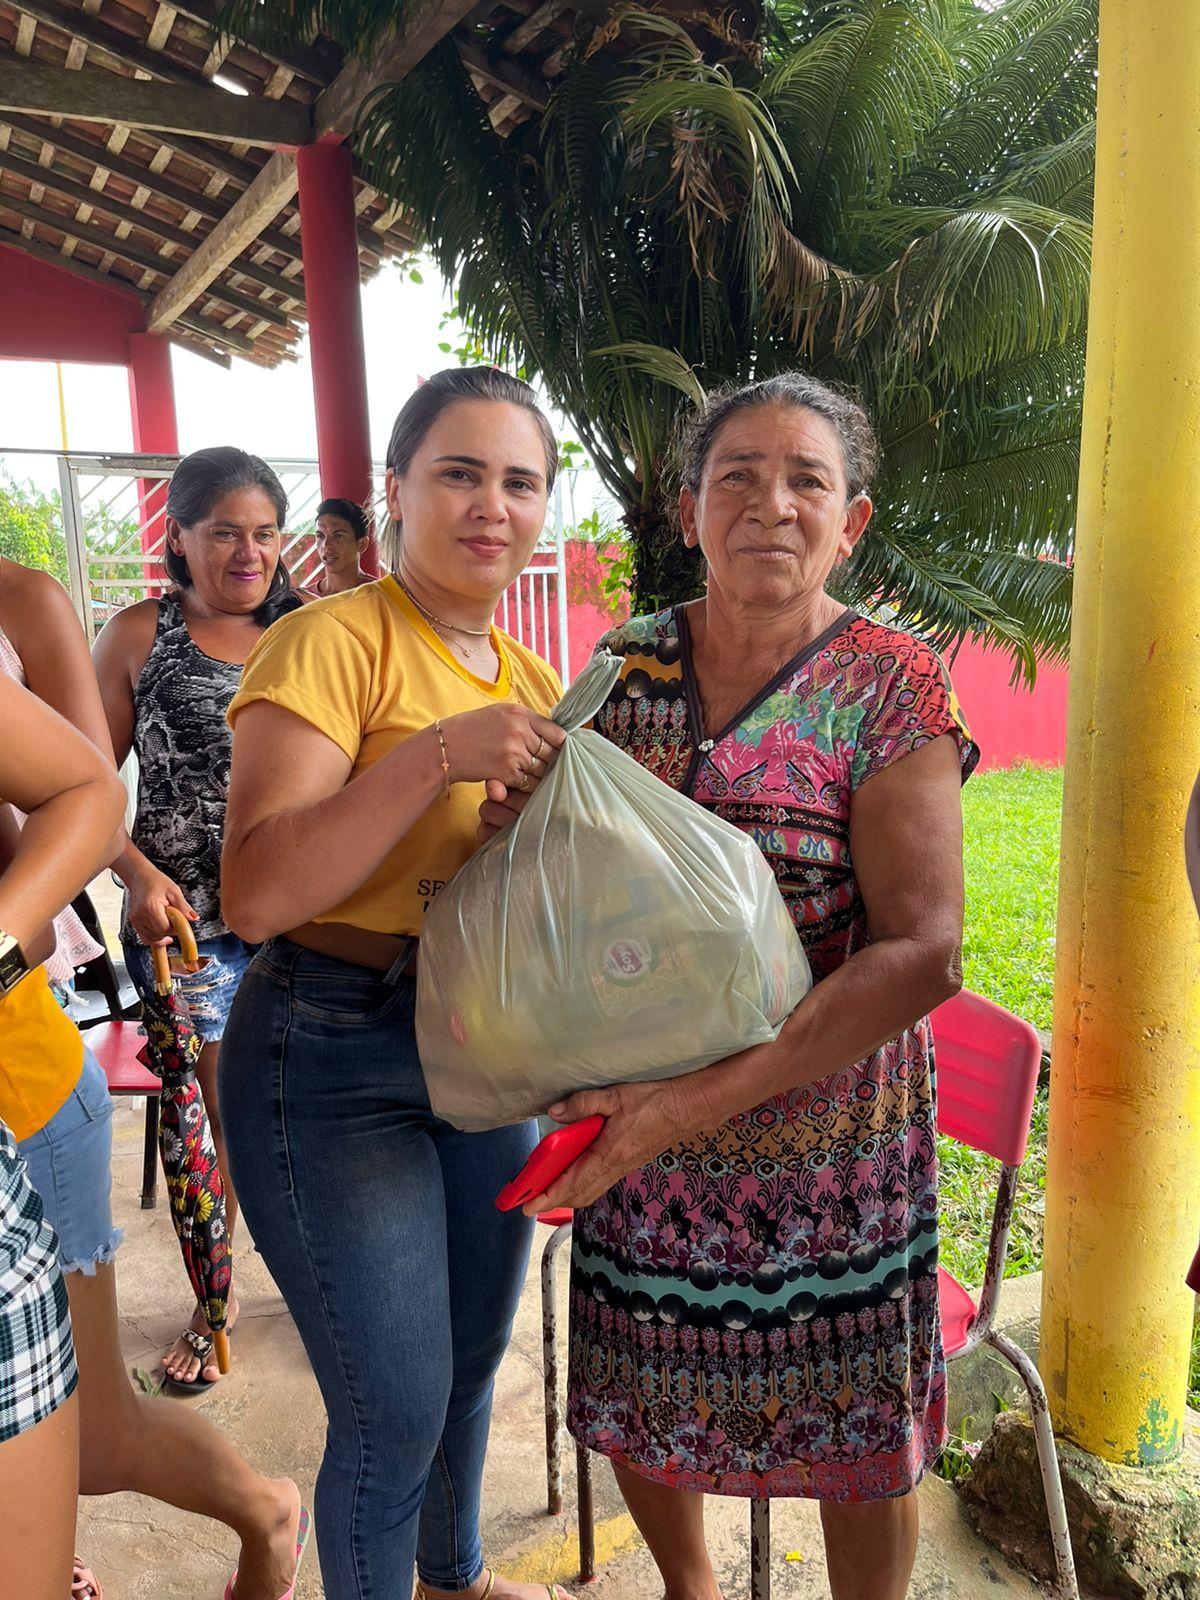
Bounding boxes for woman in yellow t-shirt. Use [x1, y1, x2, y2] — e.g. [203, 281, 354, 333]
[219, 368, 571, 1600]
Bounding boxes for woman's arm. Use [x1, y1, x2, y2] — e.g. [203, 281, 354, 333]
[222, 699, 565, 942]
[92, 602, 199, 939]
[533, 732, 965, 1210]
[10, 568, 116, 760]
[0, 675, 126, 951]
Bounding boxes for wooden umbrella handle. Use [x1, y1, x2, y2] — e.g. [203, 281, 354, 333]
[150, 906, 201, 992]
[211, 1326, 231, 1375]
[165, 906, 200, 970]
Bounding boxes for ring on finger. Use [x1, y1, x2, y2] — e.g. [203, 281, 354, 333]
[536, 736, 550, 761]
[518, 769, 533, 792]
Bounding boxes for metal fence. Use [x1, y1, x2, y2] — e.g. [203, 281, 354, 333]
[2, 449, 572, 683]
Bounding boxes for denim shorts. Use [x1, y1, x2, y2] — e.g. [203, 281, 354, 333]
[123, 932, 258, 1043]
[18, 1047, 122, 1277]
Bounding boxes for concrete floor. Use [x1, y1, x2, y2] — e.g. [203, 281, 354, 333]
[70, 1106, 1055, 1600]
[75, 874, 1056, 1598]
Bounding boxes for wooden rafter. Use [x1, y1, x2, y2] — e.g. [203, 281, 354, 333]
[144, 146, 296, 332]
[145, 0, 476, 333]
[0, 139, 304, 302]
[458, 39, 549, 110]
[9, 0, 229, 88]
[0, 57, 313, 145]
[0, 182, 293, 327]
[502, 0, 567, 55]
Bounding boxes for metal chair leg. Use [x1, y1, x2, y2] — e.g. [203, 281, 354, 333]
[750, 1498, 771, 1600]
[541, 1222, 571, 1516]
[986, 1331, 1079, 1600]
[140, 1094, 158, 1209]
[576, 1440, 596, 1584]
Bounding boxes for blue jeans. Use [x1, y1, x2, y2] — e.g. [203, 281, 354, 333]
[219, 938, 537, 1600]
[123, 933, 257, 1043]
[19, 1047, 122, 1276]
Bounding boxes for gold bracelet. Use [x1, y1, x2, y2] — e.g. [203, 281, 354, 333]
[434, 719, 452, 802]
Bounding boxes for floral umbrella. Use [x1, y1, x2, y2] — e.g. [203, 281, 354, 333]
[137, 907, 231, 1375]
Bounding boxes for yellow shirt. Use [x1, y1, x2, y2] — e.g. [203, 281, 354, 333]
[0, 966, 84, 1142]
[228, 577, 562, 936]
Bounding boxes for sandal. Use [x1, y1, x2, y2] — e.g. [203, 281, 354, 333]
[71, 1557, 103, 1599]
[162, 1326, 217, 1392]
[224, 1505, 311, 1600]
[417, 1571, 565, 1599]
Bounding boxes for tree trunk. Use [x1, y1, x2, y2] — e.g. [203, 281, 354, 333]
[625, 501, 705, 615]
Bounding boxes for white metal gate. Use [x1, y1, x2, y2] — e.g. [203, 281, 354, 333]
[54, 451, 572, 683]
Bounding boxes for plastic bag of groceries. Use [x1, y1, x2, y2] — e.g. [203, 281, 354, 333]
[415, 650, 812, 1131]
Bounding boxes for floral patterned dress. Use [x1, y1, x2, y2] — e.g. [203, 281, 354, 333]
[566, 605, 978, 1502]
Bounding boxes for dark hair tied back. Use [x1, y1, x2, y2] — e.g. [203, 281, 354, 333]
[385, 367, 558, 490]
[164, 446, 299, 626]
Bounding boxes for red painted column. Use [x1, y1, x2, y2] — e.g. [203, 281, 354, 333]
[128, 332, 179, 588]
[296, 141, 378, 574]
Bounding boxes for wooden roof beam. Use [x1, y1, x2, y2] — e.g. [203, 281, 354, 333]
[502, 0, 567, 56]
[0, 140, 305, 304]
[0, 112, 294, 254]
[0, 183, 293, 328]
[456, 39, 549, 110]
[147, 0, 477, 333]
[0, 58, 312, 147]
[10, 0, 224, 88]
[163, 0, 337, 87]
[145, 147, 297, 332]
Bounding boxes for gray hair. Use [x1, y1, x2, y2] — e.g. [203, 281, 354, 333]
[679, 373, 881, 500]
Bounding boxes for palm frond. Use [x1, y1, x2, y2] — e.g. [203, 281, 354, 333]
[592, 344, 708, 408]
[218, 0, 396, 51]
[763, 0, 956, 239]
[242, 0, 1096, 655]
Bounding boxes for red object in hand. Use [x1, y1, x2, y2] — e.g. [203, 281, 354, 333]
[495, 1115, 605, 1211]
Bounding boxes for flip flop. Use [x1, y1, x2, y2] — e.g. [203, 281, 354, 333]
[161, 1326, 218, 1392]
[224, 1506, 311, 1600]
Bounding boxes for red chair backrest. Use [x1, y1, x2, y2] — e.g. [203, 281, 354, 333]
[931, 988, 1041, 1166]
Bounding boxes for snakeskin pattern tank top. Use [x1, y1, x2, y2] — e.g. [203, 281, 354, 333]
[120, 592, 247, 944]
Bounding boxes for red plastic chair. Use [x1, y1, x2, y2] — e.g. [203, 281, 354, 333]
[929, 987, 1078, 1599]
[87, 1018, 160, 1210]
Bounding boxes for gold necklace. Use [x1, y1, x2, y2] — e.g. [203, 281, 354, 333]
[395, 572, 491, 638]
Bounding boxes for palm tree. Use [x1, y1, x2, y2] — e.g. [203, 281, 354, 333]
[231, 0, 1097, 676]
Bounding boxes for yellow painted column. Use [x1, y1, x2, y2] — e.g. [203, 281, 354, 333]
[1040, 0, 1200, 1465]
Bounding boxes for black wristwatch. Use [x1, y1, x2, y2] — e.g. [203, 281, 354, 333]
[0, 931, 31, 995]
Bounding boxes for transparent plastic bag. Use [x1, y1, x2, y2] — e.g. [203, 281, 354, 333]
[415, 650, 812, 1131]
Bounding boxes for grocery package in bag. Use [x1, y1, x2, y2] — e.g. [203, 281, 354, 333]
[415, 650, 812, 1131]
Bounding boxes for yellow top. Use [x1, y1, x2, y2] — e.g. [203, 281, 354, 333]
[228, 576, 562, 936]
[0, 965, 83, 1142]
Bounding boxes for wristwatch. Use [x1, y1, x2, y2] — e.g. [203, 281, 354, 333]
[0, 931, 31, 995]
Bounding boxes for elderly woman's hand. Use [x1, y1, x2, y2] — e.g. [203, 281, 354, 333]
[520, 1076, 709, 1214]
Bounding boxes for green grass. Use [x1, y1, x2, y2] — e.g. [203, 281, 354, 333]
[940, 763, 1200, 1409]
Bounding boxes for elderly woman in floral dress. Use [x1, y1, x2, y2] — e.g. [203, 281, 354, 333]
[484, 373, 977, 1600]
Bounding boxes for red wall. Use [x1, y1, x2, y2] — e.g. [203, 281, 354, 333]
[0, 242, 145, 365]
[945, 637, 1068, 772]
